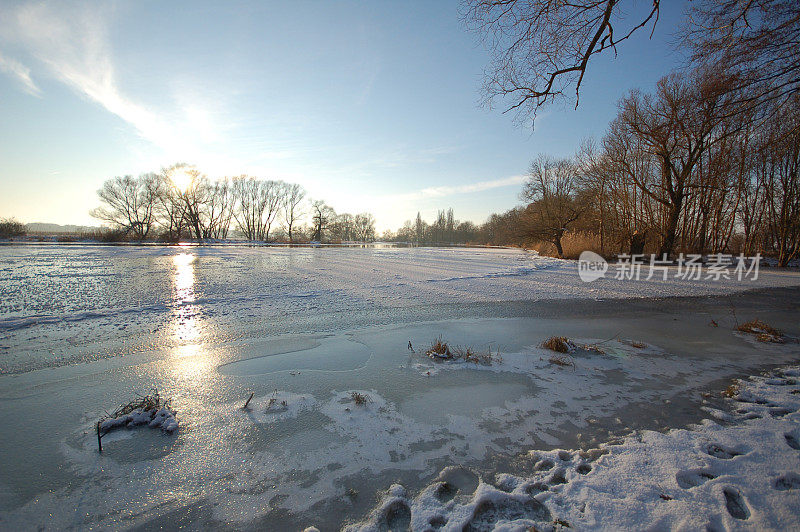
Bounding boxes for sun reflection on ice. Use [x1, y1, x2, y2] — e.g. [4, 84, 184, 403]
[172, 253, 201, 344]
[168, 252, 218, 385]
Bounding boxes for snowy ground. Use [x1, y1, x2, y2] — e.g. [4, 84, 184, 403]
[346, 366, 800, 531]
[0, 245, 799, 530]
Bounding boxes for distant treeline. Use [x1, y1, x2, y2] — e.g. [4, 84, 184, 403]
[443, 81, 800, 265]
[88, 164, 375, 243]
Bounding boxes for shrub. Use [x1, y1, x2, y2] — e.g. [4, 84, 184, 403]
[0, 218, 26, 238]
[425, 336, 502, 365]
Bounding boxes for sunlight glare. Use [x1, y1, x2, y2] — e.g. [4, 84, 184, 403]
[171, 253, 201, 344]
[170, 167, 194, 192]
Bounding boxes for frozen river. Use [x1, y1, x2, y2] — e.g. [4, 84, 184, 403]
[1, 244, 799, 529]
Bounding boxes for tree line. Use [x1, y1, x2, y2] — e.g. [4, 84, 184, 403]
[458, 0, 800, 266]
[435, 79, 799, 266]
[90, 164, 376, 243]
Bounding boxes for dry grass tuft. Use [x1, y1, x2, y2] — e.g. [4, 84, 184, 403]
[580, 343, 606, 354]
[528, 232, 604, 260]
[426, 335, 452, 360]
[548, 353, 575, 369]
[350, 391, 370, 406]
[451, 345, 503, 365]
[736, 319, 784, 343]
[425, 336, 502, 365]
[629, 341, 647, 349]
[265, 389, 289, 411]
[721, 381, 740, 398]
[542, 336, 575, 353]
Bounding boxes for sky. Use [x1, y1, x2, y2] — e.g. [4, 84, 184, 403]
[0, 1, 687, 232]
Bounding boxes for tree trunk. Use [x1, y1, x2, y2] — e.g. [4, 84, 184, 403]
[659, 200, 682, 258]
[553, 237, 564, 258]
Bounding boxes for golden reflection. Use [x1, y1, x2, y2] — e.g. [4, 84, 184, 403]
[172, 253, 201, 344]
[169, 253, 212, 382]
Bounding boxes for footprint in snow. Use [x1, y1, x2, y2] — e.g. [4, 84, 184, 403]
[705, 443, 742, 459]
[382, 500, 411, 531]
[774, 473, 800, 491]
[676, 468, 717, 489]
[464, 495, 551, 532]
[785, 431, 800, 450]
[723, 487, 750, 520]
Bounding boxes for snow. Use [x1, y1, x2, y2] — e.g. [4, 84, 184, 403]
[99, 406, 178, 433]
[346, 365, 800, 531]
[235, 390, 316, 423]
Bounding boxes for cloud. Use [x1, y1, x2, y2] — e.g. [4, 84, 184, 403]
[397, 174, 527, 202]
[0, 1, 217, 162]
[0, 51, 41, 96]
[7, 3, 176, 146]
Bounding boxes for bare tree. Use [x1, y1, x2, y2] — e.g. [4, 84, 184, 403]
[520, 154, 585, 257]
[203, 178, 235, 239]
[232, 176, 264, 240]
[0, 218, 26, 238]
[311, 200, 334, 242]
[686, 0, 800, 114]
[415, 212, 425, 243]
[153, 169, 188, 241]
[353, 213, 376, 242]
[464, 0, 660, 124]
[606, 70, 736, 256]
[282, 183, 306, 243]
[167, 166, 208, 240]
[91, 173, 159, 240]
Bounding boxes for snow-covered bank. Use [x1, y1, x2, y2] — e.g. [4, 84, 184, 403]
[346, 365, 800, 531]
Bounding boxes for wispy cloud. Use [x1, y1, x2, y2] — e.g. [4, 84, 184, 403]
[397, 174, 526, 201]
[0, 51, 40, 96]
[0, 1, 221, 163]
[7, 3, 180, 149]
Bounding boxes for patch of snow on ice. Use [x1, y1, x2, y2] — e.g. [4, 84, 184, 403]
[345, 364, 800, 531]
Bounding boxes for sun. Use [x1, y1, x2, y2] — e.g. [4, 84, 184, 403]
[169, 167, 194, 192]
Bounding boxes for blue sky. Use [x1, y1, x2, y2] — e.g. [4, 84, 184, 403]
[0, 1, 687, 231]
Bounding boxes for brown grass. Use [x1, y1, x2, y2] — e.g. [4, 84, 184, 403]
[548, 353, 575, 369]
[736, 319, 784, 343]
[580, 343, 606, 354]
[629, 341, 646, 349]
[526, 232, 605, 259]
[350, 391, 370, 406]
[451, 345, 503, 365]
[425, 337, 502, 365]
[542, 336, 575, 353]
[426, 335, 452, 360]
[722, 381, 740, 398]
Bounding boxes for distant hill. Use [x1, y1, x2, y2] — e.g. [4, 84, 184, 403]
[26, 222, 102, 234]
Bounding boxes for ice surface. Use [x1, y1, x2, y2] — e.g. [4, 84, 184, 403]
[2, 245, 799, 374]
[0, 245, 799, 529]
